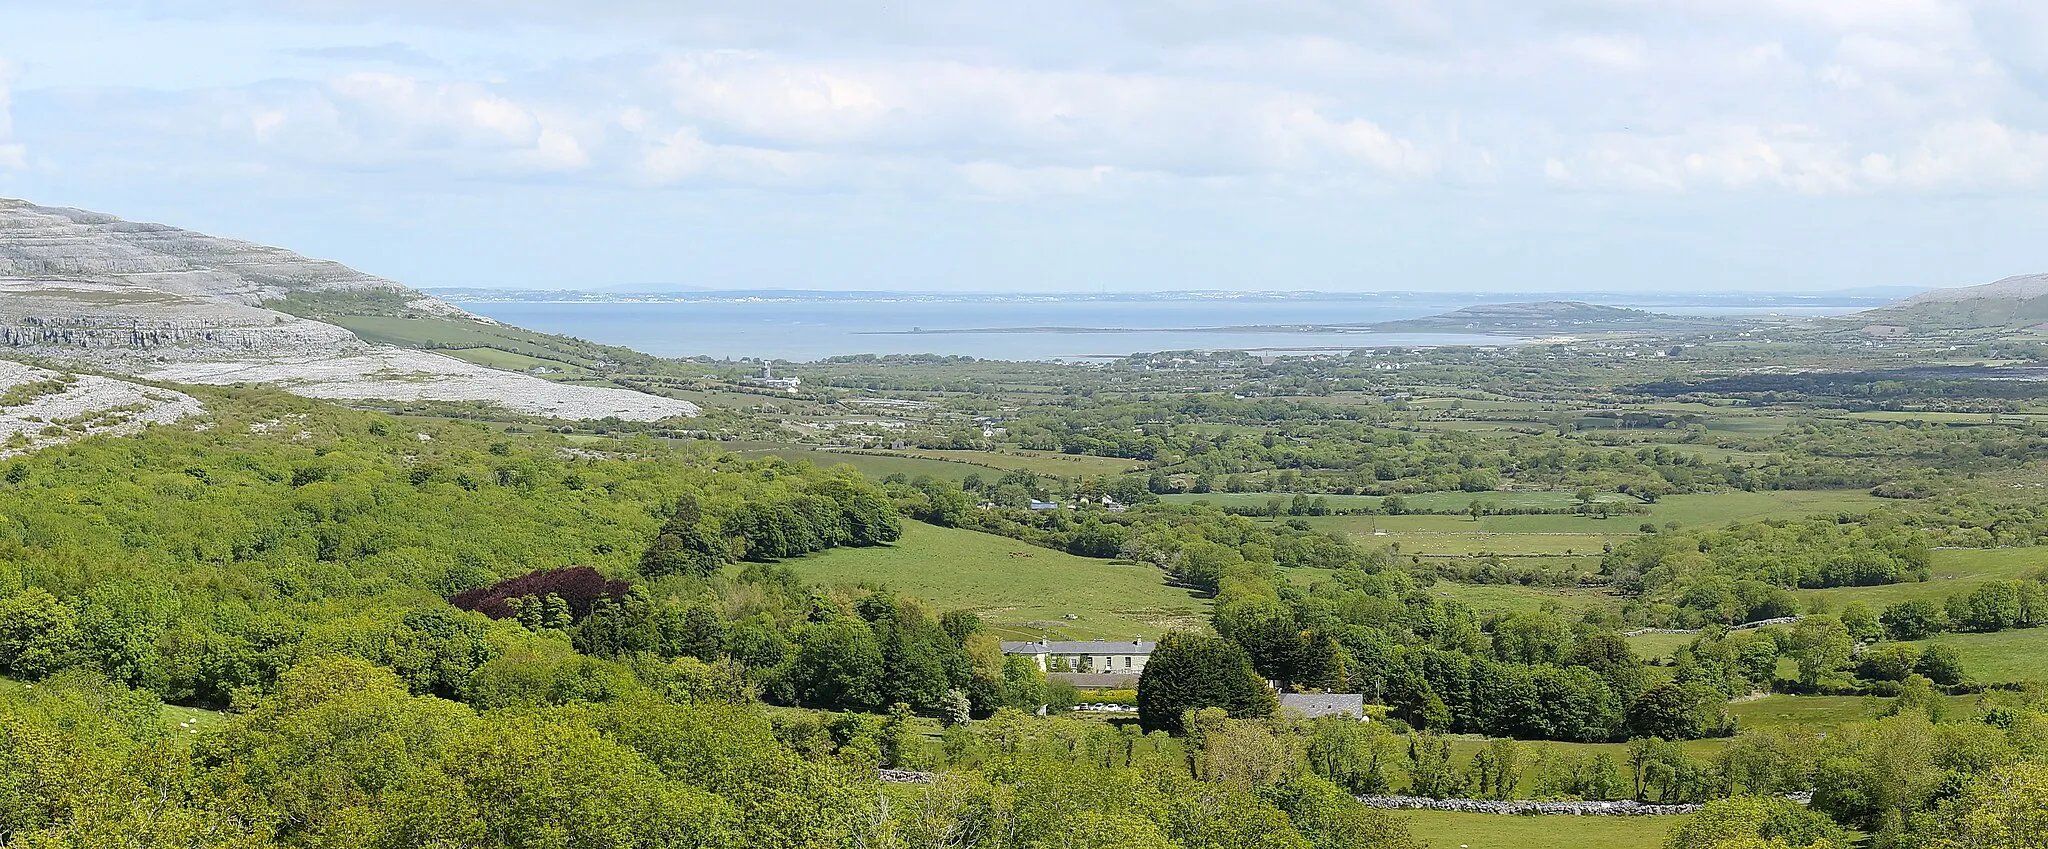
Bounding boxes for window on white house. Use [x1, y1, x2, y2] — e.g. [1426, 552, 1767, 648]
[1123, 656, 1132, 668]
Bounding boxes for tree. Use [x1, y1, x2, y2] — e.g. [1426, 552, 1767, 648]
[1882, 599, 1947, 641]
[0, 588, 82, 678]
[385, 712, 739, 849]
[1303, 718, 1396, 795]
[1839, 602, 1883, 643]
[1914, 642, 1967, 685]
[779, 619, 886, 711]
[1787, 618, 1852, 690]
[450, 567, 630, 623]
[1402, 734, 1464, 799]
[1854, 643, 1920, 683]
[1136, 632, 1277, 733]
[1627, 681, 1727, 741]
[1930, 763, 2048, 849]
[1665, 795, 1852, 849]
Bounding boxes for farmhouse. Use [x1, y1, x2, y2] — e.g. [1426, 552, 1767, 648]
[1001, 638, 1154, 675]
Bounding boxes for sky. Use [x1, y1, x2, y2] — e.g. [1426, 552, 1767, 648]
[0, 1, 2044, 293]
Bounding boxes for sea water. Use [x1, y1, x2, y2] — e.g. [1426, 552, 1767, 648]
[452, 297, 1524, 361]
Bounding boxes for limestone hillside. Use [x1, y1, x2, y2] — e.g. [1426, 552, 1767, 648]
[0, 198, 698, 421]
[1858, 273, 2048, 330]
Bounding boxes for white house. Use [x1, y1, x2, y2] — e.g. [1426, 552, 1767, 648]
[1001, 638, 1155, 675]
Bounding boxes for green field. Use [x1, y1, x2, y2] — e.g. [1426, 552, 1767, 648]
[329, 315, 604, 368]
[722, 442, 986, 483]
[1729, 693, 1983, 730]
[905, 447, 1144, 477]
[1286, 489, 1888, 559]
[1160, 492, 1395, 510]
[1800, 547, 2048, 609]
[1400, 810, 1681, 849]
[1728, 695, 1883, 731]
[1428, 582, 1619, 616]
[1908, 630, 2048, 684]
[1624, 631, 1696, 662]
[437, 346, 595, 375]
[783, 522, 1209, 639]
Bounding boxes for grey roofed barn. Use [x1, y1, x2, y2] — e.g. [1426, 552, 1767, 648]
[1277, 693, 1369, 720]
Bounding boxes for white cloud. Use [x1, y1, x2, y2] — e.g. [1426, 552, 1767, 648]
[3, 1, 2045, 201]
[647, 51, 1437, 181]
[1548, 120, 2048, 194]
[227, 72, 593, 175]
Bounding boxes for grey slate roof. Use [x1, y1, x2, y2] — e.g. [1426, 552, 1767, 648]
[1048, 672, 1142, 688]
[1278, 693, 1368, 719]
[1001, 639, 1155, 655]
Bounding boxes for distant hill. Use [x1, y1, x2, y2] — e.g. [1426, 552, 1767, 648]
[1364, 301, 1726, 334]
[1856, 273, 2048, 330]
[0, 198, 697, 421]
[0, 199, 468, 317]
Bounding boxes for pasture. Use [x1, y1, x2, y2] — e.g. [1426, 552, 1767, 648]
[1623, 631, 1696, 662]
[1907, 629, 2048, 684]
[722, 442, 986, 483]
[1398, 809, 1682, 849]
[1799, 547, 2048, 610]
[782, 522, 1209, 639]
[1726, 693, 1982, 731]
[889, 447, 1143, 477]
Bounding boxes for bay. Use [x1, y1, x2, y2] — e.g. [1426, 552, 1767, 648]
[453, 298, 1526, 361]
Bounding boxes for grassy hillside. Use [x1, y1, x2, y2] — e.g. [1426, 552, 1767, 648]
[1859, 297, 2048, 331]
[1908, 630, 2048, 684]
[783, 522, 1209, 639]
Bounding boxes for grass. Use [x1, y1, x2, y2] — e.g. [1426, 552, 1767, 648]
[329, 315, 611, 366]
[782, 522, 1210, 639]
[1728, 695, 1883, 732]
[1640, 489, 1885, 527]
[723, 442, 986, 483]
[1286, 489, 1887, 559]
[1728, 693, 1983, 731]
[1907, 629, 2048, 684]
[1624, 632, 1696, 662]
[902, 447, 1143, 477]
[1398, 809, 1683, 848]
[1800, 547, 2047, 609]
[438, 346, 591, 375]
[1427, 582, 1619, 617]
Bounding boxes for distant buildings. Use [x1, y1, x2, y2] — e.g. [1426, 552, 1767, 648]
[1002, 638, 1154, 675]
[742, 363, 802, 392]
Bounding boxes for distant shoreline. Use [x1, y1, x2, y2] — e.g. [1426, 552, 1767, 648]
[855, 324, 1381, 336]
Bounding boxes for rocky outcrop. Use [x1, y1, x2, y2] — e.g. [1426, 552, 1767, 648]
[1352, 792, 1812, 816]
[877, 770, 937, 784]
[0, 360, 203, 456]
[146, 348, 699, 422]
[0, 279, 366, 367]
[1620, 616, 1799, 638]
